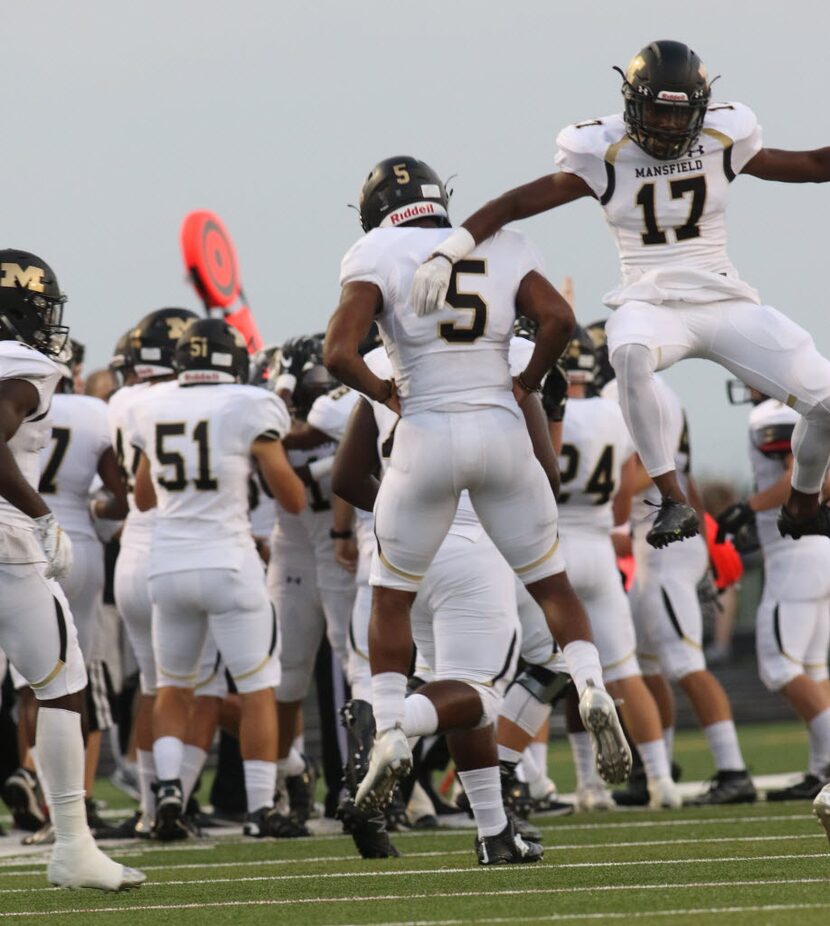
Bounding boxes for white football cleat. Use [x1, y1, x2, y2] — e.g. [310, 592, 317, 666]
[648, 776, 682, 809]
[355, 725, 412, 811]
[813, 783, 830, 845]
[578, 680, 632, 785]
[576, 783, 616, 811]
[48, 836, 146, 891]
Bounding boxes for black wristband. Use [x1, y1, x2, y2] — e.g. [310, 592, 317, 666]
[330, 529, 353, 540]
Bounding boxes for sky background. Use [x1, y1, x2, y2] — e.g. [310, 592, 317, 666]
[4, 0, 829, 483]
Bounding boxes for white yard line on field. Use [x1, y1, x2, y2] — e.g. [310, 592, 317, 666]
[2, 880, 830, 918]
[0, 852, 827, 895]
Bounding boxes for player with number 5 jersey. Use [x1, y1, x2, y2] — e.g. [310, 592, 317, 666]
[325, 156, 631, 824]
[409, 39, 830, 550]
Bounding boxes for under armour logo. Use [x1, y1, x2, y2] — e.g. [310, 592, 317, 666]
[286, 576, 302, 585]
[687, 144, 705, 158]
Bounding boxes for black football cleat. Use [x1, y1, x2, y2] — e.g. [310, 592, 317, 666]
[506, 808, 543, 843]
[153, 779, 190, 841]
[93, 810, 151, 840]
[3, 767, 47, 832]
[777, 504, 830, 540]
[243, 805, 310, 839]
[499, 762, 534, 819]
[767, 773, 828, 802]
[645, 498, 700, 549]
[285, 756, 316, 824]
[612, 766, 649, 807]
[337, 796, 400, 858]
[683, 770, 757, 806]
[475, 819, 543, 866]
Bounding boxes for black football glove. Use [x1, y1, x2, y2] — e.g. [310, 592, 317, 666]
[715, 501, 756, 544]
[541, 360, 569, 423]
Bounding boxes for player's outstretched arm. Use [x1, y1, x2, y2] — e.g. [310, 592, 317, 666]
[252, 438, 306, 514]
[742, 146, 830, 182]
[331, 398, 381, 514]
[0, 380, 50, 518]
[411, 173, 592, 317]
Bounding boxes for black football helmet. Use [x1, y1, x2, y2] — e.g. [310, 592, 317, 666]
[584, 319, 615, 388]
[130, 307, 199, 379]
[0, 249, 69, 359]
[174, 317, 249, 385]
[615, 40, 711, 160]
[272, 334, 338, 418]
[110, 329, 134, 375]
[359, 156, 451, 232]
[561, 325, 600, 393]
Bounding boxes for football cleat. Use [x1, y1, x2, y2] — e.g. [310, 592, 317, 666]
[684, 770, 757, 806]
[355, 725, 413, 811]
[284, 756, 316, 824]
[243, 804, 310, 838]
[499, 761, 534, 819]
[153, 779, 189, 842]
[578, 681, 632, 785]
[813, 784, 830, 845]
[577, 783, 616, 811]
[475, 819, 543, 866]
[767, 773, 829, 802]
[507, 808, 543, 843]
[3, 767, 47, 831]
[48, 835, 146, 891]
[645, 498, 700, 549]
[529, 779, 575, 817]
[337, 796, 400, 858]
[93, 810, 151, 840]
[385, 787, 412, 832]
[612, 765, 649, 807]
[777, 504, 830, 541]
[22, 821, 55, 846]
[648, 776, 682, 809]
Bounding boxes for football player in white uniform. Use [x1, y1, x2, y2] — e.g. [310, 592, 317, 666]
[718, 385, 830, 799]
[131, 318, 307, 839]
[325, 156, 630, 816]
[0, 248, 143, 890]
[410, 39, 830, 550]
[266, 335, 356, 819]
[108, 307, 198, 836]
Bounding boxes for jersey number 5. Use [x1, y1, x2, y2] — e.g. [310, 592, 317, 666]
[439, 259, 487, 343]
[636, 176, 706, 246]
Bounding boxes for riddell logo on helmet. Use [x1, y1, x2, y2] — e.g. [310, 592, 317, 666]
[657, 91, 689, 102]
[389, 203, 437, 225]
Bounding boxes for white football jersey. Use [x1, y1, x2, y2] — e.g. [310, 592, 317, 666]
[340, 226, 542, 416]
[108, 382, 155, 549]
[602, 375, 690, 530]
[555, 103, 763, 307]
[557, 396, 635, 533]
[128, 382, 290, 575]
[0, 342, 61, 561]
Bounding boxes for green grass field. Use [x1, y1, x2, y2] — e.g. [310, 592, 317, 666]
[1, 721, 828, 926]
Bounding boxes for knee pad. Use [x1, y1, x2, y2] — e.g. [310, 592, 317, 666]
[514, 664, 573, 705]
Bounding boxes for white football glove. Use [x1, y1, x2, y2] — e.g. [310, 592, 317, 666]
[411, 255, 453, 317]
[33, 512, 74, 579]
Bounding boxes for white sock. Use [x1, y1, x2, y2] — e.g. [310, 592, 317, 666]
[562, 641, 605, 697]
[637, 738, 671, 782]
[292, 734, 305, 754]
[179, 745, 208, 803]
[276, 747, 306, 778]
[497, 744, 523, 766]
[36, 709, 89, 845]
[137, 749, 156, 818]
[458, 767, 507, 838]
[521, 747, 540, 784]
[663, 726, 675, 760]
[153, 735, 184, 782]
[371, 672, 407, 733]
[244, 759, 277, 814]
[568, 731, 601, 790]
[703, 720, 744, 772]
[529, 741, 548, 782]
[403, 693, 439, 738]
[808, 707, 830, 776]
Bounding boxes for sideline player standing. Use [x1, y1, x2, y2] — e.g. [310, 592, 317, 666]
[409, 39, 830, 548]
[130, 318, 307, 839]
[0, 249, 144, 890]
[325, 156, 630, 809]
